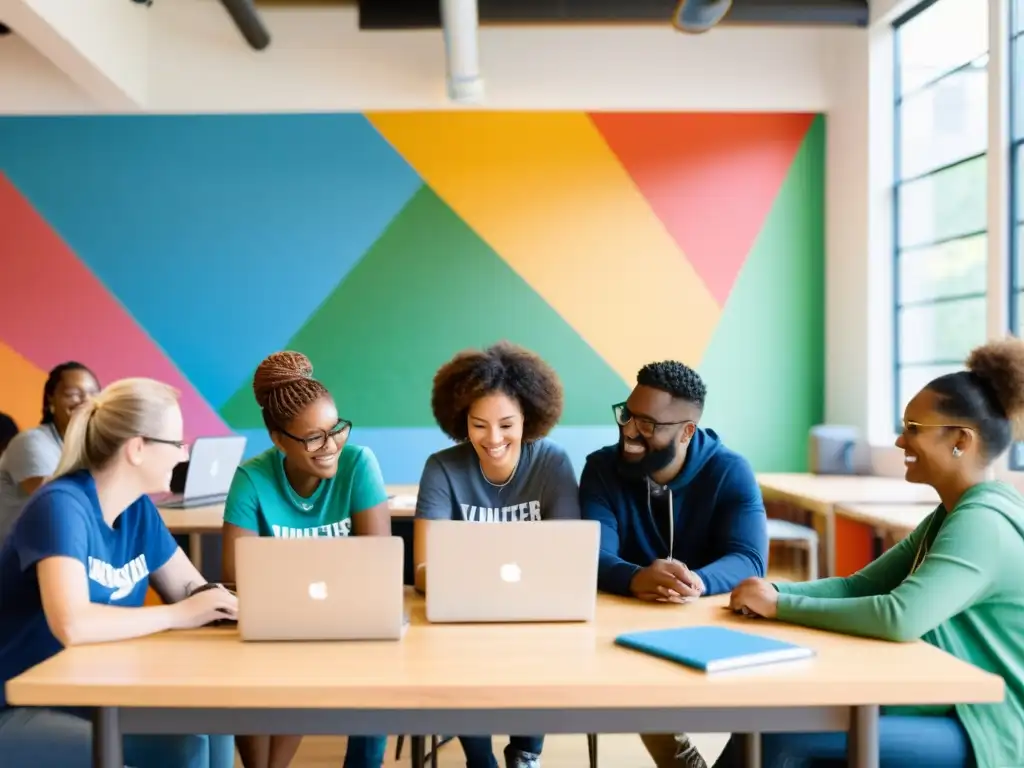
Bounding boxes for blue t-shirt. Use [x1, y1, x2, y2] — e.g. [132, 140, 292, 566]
[0, 470, 178, 707]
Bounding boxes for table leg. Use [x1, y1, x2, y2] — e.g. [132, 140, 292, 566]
[189, 533, 203, 572]
[824, 511, 836, 577]
[410, 735, 427, 768]
[93, 707, 122, 768]
[848, 705, 879, 768]
[742, 733, 762, 768]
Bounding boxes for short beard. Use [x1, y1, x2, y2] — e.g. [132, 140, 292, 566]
[616, 432, 679, 481]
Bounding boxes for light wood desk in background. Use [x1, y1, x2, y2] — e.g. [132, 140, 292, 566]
[757, 473, 938, 578]
[6, 590, 1001, 768]
[157, 485, 420, 569]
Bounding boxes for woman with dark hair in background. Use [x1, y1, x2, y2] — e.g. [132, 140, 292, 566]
[414, 341, 581, 768]
[722, 337, 1024, 768]
[221, 350, 391, 768]
[0, 362, 99, 542]
[0, 412, 18, 457]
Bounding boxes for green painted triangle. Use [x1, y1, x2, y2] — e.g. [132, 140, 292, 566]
[698, 115, 825, 472]
[220, 186, 629, 429]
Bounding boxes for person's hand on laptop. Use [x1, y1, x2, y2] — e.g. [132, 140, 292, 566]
[171, 583, 239, 629]
[630, 559, 703, 603]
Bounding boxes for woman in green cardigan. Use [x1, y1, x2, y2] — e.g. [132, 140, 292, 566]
[718, 338, 1024, 768]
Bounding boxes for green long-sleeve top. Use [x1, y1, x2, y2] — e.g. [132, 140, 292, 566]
[775, 481, 1024, 768]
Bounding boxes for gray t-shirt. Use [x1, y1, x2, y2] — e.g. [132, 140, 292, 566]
[0, 423, 62, 542]
[415, 438, 581, 522]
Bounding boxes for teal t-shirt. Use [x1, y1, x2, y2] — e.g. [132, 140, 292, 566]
[223, 445, 388, 537]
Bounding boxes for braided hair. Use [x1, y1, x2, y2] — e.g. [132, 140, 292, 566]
[253, 351, 329, 432]
[41, 362, 97, 424]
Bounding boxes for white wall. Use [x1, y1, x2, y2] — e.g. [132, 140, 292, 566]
[0, 1, 853, 113]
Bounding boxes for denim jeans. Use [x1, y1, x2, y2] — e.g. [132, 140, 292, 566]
[712, 714, 975, 768]
[458, 735, 544, 768]
[342, 735, 388, 768]
[0, 706, 236, 768]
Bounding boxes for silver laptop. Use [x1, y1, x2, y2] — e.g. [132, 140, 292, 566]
[160, 435, 247, 509]
[425, 519, 600, 624]
[235, 536, 407, 641]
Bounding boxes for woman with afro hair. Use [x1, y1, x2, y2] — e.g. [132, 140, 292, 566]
[414, 341, 580, 768]
[724, 337, 1024, 768]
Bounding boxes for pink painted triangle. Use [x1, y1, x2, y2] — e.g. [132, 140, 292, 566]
[590, 113, 815, 306]
[0, 174, 230, 441]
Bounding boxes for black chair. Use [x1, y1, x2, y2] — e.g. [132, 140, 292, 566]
[397, 734, 598, 767]
[395, 734, 454, 767]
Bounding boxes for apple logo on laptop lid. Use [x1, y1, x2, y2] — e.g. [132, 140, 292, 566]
[500, 562, 522, 583]
[308, 581, 329, 600]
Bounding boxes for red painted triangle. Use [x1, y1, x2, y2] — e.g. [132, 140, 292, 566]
[0, 174, 230, 441]
[590, 112, 815, 306]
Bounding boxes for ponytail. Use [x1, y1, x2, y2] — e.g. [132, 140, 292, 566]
[46, 378, 181, 482]
[50, 399, 100, 481]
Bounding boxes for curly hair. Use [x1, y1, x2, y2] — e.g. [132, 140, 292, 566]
[928, 336, 1024, 458]
[636, 360, 707, 410]
[253, 351, 329, 432]
[431, 341, 564, 442]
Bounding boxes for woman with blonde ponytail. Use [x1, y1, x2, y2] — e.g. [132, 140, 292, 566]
[0, 378, 238, 768]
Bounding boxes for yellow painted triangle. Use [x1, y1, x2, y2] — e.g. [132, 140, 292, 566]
[0, 340, 47, 430]
[368, 112, 720, 385]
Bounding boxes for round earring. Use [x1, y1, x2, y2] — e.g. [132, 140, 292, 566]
[952, 447, 963, 458]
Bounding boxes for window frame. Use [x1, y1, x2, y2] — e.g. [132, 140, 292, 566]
[1009, 0, 1023, 468]
[891, 0, 991, 433]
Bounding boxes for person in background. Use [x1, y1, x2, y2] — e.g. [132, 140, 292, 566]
[0, 362, 100, 542]
[724, 337, 1024, 768]
[221, 350, 391, 768]
[0, 412, 18, 457]
[0, 378, 238, 768]
[414, 341, 580, 768]
[579, 360, 768, 768]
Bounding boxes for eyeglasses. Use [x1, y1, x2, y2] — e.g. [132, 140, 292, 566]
[612, 402, 692, 439]
[143, 437, 189, 452]
[901, 420, 975, 436]
[279, 420, 352, 453]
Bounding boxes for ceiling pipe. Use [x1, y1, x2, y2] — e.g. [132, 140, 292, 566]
[440, 0, 483, 104]
[220, 0, 271, 51]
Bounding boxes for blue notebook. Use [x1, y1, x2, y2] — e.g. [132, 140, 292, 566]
[615, 625, 815, 674]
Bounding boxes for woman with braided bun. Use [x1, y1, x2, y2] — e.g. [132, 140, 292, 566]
[222, 351, 391, 768]
[724, 338, 1024, 768]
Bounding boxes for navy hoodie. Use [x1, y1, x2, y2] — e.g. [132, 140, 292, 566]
[579, 427, 768, 597]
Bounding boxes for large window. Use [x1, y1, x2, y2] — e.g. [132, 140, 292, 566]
[1010, 0, 1024, 467]
[1012, 0, 1024, 327]
[893, 0, 989, 428]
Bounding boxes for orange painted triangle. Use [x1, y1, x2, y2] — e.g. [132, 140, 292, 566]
[589, 113, 815, 306]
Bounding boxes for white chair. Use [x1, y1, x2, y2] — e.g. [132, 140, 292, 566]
[766, 518, 819, 580]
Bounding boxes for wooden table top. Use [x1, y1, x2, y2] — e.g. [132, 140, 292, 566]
[834, 502, 937, 539]
[158, 485, 420, 532]
[756, 473, 939, 516]
[6, 590, 1002, 711]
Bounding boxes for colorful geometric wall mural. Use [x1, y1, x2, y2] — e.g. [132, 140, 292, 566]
[0, 112, 825, 483]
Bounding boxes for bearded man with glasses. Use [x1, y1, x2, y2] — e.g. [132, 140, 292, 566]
[579, 360, 768, 768]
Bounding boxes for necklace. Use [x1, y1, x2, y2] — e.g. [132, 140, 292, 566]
[910, 511, 939, 574]
[479, 451, 522, 489]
